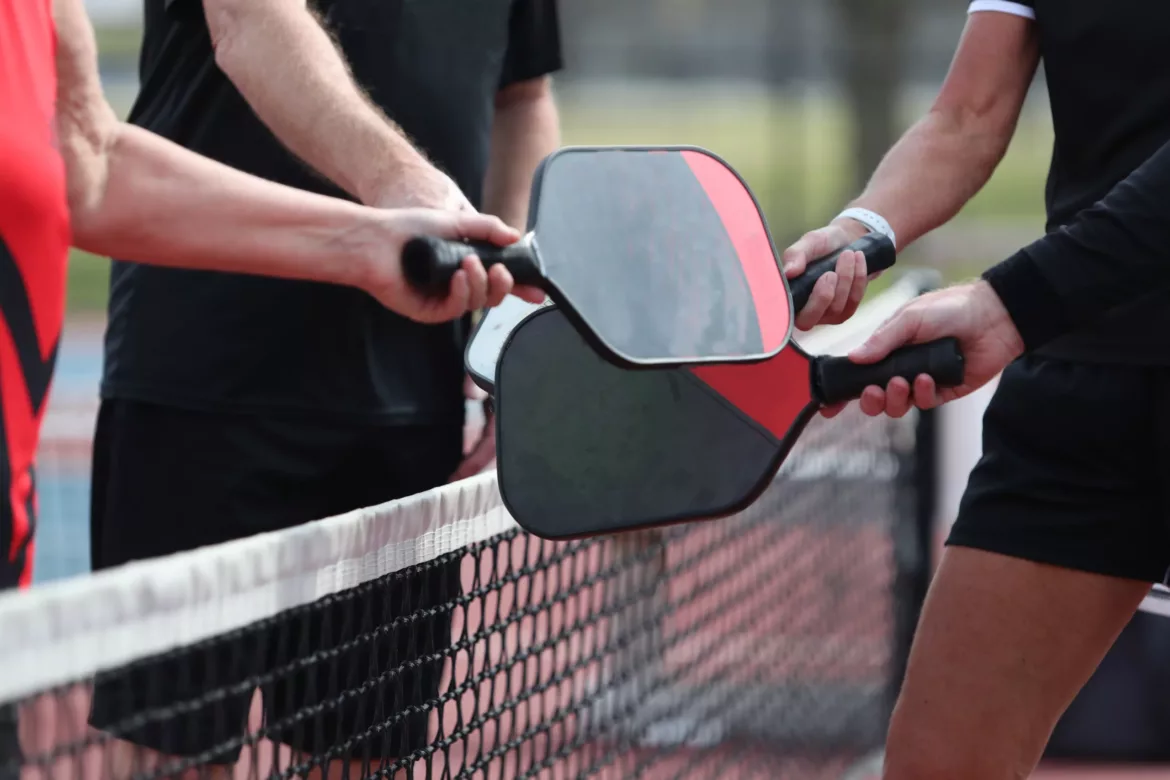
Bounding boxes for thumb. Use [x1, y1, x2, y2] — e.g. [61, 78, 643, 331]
[455, 212, 521, 247]
[782, 229, 832, 278]
[849, 309, 920, 364]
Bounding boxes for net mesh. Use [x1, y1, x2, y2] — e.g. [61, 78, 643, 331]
[7, 274, 940, 780]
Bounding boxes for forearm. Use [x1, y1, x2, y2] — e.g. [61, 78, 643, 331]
[483, 82, 561, 229]
[52, 0, 368, 281]
[841, 107, 1013, 249]
[983, 138, 1170, 351]
[208, 1, 425, 204]
[836, 12, 1037, 249]
[71, 123, 374, 288]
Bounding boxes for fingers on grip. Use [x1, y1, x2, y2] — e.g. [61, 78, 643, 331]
[814, 337, 964, 407]
[402, 237, 482, 296]
[790, 233, 895, 311]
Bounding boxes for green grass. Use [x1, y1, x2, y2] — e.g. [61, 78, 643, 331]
[559, 93, 1052, 231]
[67, 252, 111, 312]
[557, 92, 1052, 291]
[94, 24, 142, 63]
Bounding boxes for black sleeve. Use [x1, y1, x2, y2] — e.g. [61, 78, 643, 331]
[982, 137, 1170, 352]
[498, 0, 564, 89]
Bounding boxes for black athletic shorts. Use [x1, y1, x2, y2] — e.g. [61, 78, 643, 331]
[949, 355, 1170, 583]
[87, 399, 464, 763]
[0, 702, 18, 780]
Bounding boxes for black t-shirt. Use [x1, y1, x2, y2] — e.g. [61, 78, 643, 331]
[102, 0, 562, 422]
[969, 0, 1170, 363]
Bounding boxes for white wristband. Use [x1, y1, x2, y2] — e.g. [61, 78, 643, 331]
[835, 207, 896, 248]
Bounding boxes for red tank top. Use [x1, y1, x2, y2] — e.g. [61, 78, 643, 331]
[0, 0, 71, 588]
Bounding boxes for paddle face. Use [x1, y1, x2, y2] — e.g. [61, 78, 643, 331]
[495, 307, 818, 539]
[530, 146, 792, 367]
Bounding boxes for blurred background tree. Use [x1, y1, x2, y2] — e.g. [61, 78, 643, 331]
[834, 0, 909, 193]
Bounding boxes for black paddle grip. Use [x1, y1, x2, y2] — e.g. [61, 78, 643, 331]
[402, 236, 541, 297]
[813, 337, 965, 407]
[790, 233, 896, 311]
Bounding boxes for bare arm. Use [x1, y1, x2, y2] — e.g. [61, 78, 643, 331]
[782, 10, 1039, 329]
[204, 0, 458, 208]
[482, 77, 561, 229]
[52, 0, 530, 322]
[841, 11, 1040, 248]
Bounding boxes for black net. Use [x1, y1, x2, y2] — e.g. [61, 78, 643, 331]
[3, 401, 923, 780]
[9, 279, 944, 780]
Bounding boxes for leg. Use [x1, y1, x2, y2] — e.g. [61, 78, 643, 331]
[0, 703, 18, 780]
[265, 424, 463, 778]
[88, 400, 353, 778]
[884, 547, 1149, 779]
[266, 562, 461, 780]
[885, 358, 1170, 779]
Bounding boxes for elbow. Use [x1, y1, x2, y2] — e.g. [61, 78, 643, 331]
[495, 76, 553, 111]
[924, 101, 1017, 176]
[59, 112, 120, 250]
[64, 156, 112, 254]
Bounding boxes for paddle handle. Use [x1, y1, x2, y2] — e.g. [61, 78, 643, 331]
[789, 233, 896, 311]
[402, 235, 542, 296]
[813, 337, 965, 407]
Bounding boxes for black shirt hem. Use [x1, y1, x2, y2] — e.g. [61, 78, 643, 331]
[99, 382, 466, 426]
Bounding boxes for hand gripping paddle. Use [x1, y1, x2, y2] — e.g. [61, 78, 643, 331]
[406, 145, 892, 372]
[490, 278, 964, 540]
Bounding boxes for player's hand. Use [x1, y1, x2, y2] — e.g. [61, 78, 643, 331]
[782, 218, 878, 330]
[363, 208, 545, 324]
[832, 280, 1025, 419]
[449, 375, 496, 482]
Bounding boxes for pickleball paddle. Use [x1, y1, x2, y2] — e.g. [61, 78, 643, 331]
[406, 145, 894, 371]
[463, 232, 894, 393]
[491, 289, 963, 540]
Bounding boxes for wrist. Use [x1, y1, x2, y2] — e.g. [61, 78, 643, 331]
[321, 206, 390, 292]
[834, 206, 897, 248]
[981, 248, 1072, 353]
[356, 142, 432, 207]
[829, 216, 874, 243]
[971, 279, 1025, 358]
